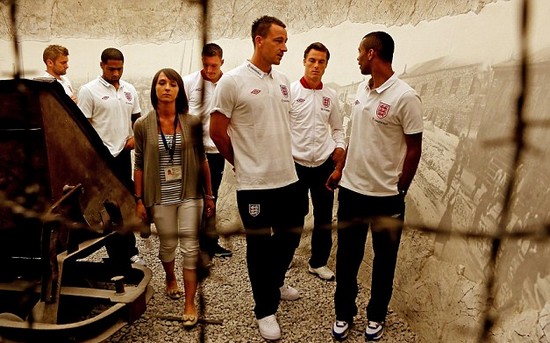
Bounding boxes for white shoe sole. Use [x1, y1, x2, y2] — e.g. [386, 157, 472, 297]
[259, 330, 281, 341]
[308, 266, 335, 280]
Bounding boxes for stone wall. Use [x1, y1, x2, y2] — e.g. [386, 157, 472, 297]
[1, 0, 500, 42]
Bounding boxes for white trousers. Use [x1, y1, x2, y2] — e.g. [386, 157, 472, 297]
[152, 199, 202, 269]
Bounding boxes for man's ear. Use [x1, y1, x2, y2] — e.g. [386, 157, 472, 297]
[254, 35, 262, 47]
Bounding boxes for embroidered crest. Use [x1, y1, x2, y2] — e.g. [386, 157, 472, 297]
[251, 89, 261, 95]
[124, 92, 133, 102]
[322, 96, 331, 108]
[376, 102, 391, 119]
[249, 204, 260, 217]
[280, 85, 289, 98]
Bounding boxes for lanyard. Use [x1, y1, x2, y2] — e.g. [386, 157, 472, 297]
[157, 113, 179, 163]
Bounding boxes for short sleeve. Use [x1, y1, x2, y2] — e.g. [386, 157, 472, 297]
[210, 74, 237, 119]
[77, 86, 94, 118]
[399, 90, 423, 135]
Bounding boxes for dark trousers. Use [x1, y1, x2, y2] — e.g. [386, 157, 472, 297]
[199, 153, 225, 251]
[105, 230, 138, 266]
[236, 182, 307, 319]
[112, 148, 132, 186]
[295, 159, 335, 268]
[105, 148, 139, 265]
[334, 187, 404, 323]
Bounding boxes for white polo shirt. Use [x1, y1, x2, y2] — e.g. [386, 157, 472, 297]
[41, 71, 75, 98]
[211, 61, 298, 190]
[78, 76, 141, 157]
[341, 73, 423, 196]
[183, 70, 219, 153]
[290, 77, 345, 167]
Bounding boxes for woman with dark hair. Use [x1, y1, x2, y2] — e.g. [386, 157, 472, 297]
[133, 68, 215, 328]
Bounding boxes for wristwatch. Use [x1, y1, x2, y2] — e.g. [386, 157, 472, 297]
[204, 194, 215, 200]
[133, 194, 143, 201]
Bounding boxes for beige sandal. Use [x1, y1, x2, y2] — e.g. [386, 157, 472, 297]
[182, 313, 198, 328]
[165, 287, 183, 300]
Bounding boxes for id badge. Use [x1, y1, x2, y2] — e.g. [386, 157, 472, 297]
[164, 166, 182, 181]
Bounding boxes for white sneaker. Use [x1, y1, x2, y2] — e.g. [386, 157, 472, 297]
[332, 320, 350, 340]
[365, 321, 385, 341]
[308, 265, 335, 281]
[257, 314, 281, 340]
[279, 284, 300, 301]
[130, 255, 146, 266]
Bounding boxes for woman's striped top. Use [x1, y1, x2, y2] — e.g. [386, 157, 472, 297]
[159, 132, 183, 205]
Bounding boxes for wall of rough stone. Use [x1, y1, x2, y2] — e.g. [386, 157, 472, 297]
[1, 0, 500, 42]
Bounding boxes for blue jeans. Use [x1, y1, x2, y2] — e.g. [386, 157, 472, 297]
[334, 187, 405, 323]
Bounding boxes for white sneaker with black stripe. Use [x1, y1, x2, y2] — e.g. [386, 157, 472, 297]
[332, 320, 350, 340]
[365, 321, 384, 341]
[130, 254, 146, 266]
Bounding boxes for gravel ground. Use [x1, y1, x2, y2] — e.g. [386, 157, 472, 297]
[105, 228, 421, 343]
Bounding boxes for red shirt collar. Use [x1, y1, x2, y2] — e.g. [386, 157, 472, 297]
[300, 76, 323, 90]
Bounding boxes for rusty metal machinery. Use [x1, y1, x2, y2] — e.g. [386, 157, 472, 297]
[0, 79, 152, 342]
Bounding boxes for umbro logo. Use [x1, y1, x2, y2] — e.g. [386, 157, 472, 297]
[297, 98, 305, 103]
[102, 96, 109, 100]
[251, 89, 261, 95]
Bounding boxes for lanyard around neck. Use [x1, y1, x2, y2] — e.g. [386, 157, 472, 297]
[157, 113, 179, 163]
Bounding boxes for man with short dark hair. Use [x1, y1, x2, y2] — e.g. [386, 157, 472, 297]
[41, 44, 76, 102]
[78, 47, 144, 268]
[210, 15, 306, 341]
[183, 43, 232, 259]
[290, 42, 345, 282]
[330, 31, 423, 341]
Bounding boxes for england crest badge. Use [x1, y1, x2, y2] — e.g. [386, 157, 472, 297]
[249, 204, 260, 217]
[376, 102, 390, 119]
[280, 85, 289, 98]
[322, 96, 331, 108]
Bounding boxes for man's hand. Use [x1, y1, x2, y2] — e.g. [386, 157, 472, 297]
[135, 200, 148, 223]
[326, 147, 346, 191]
[325, 169, 342, 191]
[125, 136, 135, 150]
[204, 198, 216, 218]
